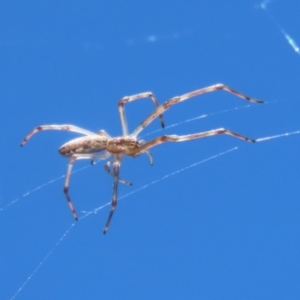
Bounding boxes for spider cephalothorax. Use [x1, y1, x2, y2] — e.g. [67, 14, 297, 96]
[21, 84, 263, 234]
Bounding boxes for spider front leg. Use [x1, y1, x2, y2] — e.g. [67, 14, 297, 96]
[118, 92, 165, 136]
[132, 84, 264, 137]
[103, 161, 120, 234]
[134, 128, 255, 155]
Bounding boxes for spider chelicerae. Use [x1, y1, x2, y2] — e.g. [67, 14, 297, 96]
[21, 83, 263, 234]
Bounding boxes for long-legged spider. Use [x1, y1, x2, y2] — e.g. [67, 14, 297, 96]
[21, 83, 263, 234]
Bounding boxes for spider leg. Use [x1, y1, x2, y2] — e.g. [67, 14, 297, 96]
[144, 150, 154, 165]
[133, 128, 255, 155]
[138, 139, 154, 165]
[118, 92, 165, 136]
[64, 153, 110, 220]
[103, 161, 120, 234]
[90, 150, 111, 165]
[132, 84, 264, 137]
[104, 161, 132, 186]
[21, 124, 97, 146]
[64, 155, 81, 220]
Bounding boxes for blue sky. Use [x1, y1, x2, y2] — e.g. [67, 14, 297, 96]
[1, 1, 300, 299]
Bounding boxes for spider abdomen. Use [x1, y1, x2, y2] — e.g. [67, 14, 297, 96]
[59, 135, 108, 156]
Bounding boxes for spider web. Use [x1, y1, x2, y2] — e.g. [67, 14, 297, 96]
[6, 119, 300, 300]
[2, 1, 300, 299]
[7, 105, 300, 299]
[259, 0, 300, 55]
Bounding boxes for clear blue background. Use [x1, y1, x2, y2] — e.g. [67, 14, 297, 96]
[1, 1, 300, 299]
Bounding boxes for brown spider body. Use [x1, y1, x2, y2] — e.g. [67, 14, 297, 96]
[59, 135, 108, 157]
[21, 83, 263, 234]
[106, 136, 141, 155]
[59, 135, 142, 157]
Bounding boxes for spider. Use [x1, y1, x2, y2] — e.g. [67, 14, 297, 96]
[21, 83, 263, 234]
